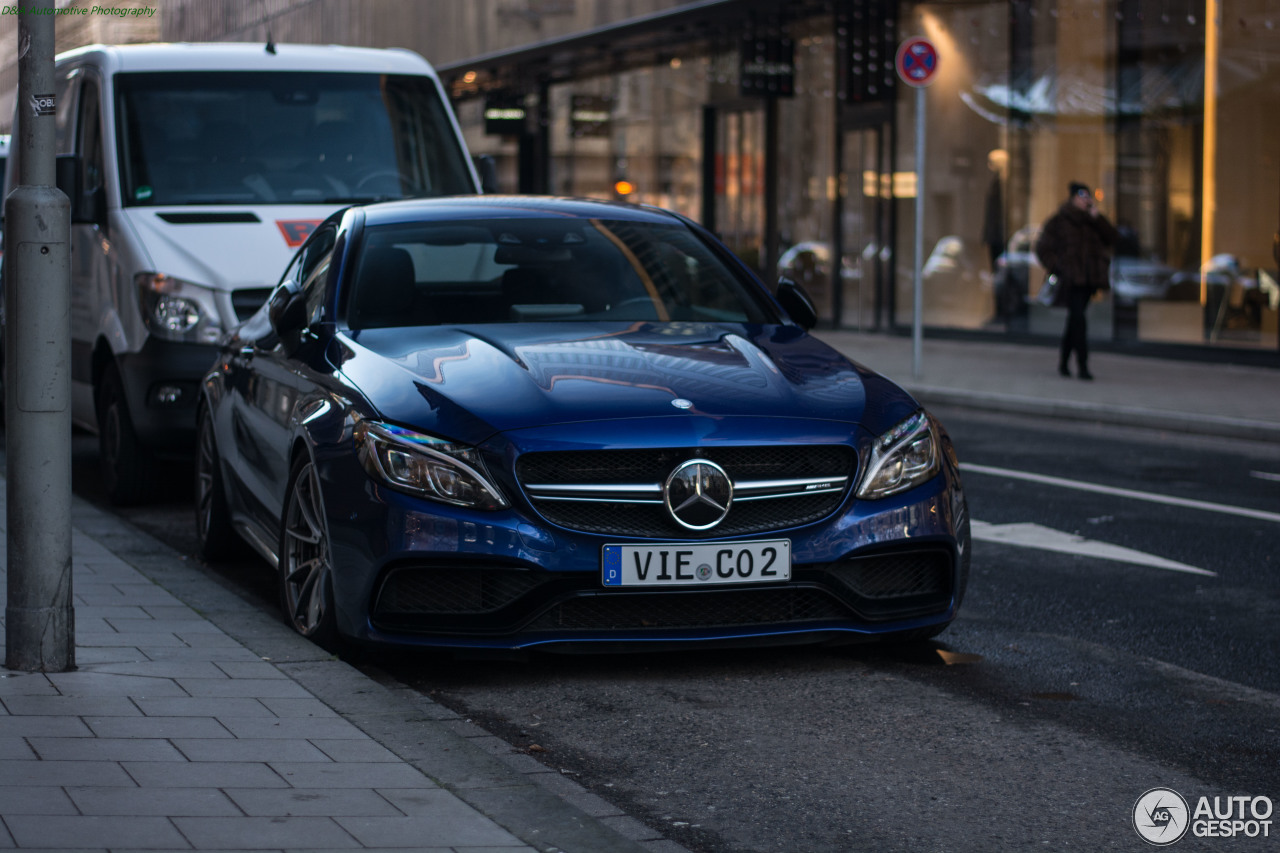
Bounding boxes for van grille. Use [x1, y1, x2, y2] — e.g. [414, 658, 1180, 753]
[231, 288, 272, 321]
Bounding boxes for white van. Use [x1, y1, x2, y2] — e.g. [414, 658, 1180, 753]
[2, 43, 481, 503]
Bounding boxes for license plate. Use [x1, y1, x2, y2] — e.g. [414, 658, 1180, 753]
[602, 540, 791, 587]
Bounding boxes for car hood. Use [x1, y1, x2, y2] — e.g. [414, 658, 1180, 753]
[336, 322, 916, 444]
[121, 206, 335, 290]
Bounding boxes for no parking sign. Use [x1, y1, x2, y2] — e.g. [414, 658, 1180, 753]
[898, 35, 939, 379]
[896, 36, 939, 88]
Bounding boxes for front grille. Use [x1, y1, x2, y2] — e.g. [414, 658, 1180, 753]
[519, 446, 850, 483]
[231, 288, 272, 321]
[517, 445, 855, 538]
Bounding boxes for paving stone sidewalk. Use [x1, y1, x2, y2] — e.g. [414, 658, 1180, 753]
[0, 489, 684, 853]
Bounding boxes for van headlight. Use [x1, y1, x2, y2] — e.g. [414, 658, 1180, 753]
[356, 421, 509, 510]
[136, 273, 226, 344]
[856, 410, 940, 499]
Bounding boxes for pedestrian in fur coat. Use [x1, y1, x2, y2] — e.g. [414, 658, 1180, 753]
[1034, 182, 1118, 380]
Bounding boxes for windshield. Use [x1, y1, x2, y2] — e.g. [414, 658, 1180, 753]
[344, 217, 778, 329]
[115, 71, 475, 206]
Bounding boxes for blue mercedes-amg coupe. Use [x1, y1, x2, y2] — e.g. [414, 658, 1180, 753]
[196, 196, 969, 652]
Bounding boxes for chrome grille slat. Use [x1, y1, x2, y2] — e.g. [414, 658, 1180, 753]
[516, 446, 856, 538]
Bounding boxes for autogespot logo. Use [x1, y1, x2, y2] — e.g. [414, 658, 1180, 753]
[1134, 788, 1275, 845]
[1134, 788, 1190, 846]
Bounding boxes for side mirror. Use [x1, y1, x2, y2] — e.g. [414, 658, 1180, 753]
[472, 154, 499, 194]
[267, 279, 308, 338]
[776, 277, 817, 330]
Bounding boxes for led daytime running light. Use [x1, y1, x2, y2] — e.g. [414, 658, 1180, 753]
[856, 411, 940, 499]
[357, 422, 508, 510]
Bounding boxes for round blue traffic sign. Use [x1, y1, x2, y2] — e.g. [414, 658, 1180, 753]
[896, 37, 939, 88]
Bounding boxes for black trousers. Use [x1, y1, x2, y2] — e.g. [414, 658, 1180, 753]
[1059, 287, 1093, 371]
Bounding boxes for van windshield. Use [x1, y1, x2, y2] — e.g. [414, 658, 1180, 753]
[115, 71, 475, 206]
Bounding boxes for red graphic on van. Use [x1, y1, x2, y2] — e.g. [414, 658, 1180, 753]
[277, 219, 323, 248]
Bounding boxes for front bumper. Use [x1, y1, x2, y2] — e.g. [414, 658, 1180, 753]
[320, 450, 969, 650]
[117, 338, 219, 448]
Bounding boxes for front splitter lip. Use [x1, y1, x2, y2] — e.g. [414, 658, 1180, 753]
[359, 611, 956, 652]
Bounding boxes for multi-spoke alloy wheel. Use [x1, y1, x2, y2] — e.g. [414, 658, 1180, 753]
[279, 458, 340, 649]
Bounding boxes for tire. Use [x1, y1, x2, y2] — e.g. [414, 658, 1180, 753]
[278, 455, 342, 652]
[193, 403, 243, 562]
[97, 363, 152, 505]
[0, 331, 7, 429]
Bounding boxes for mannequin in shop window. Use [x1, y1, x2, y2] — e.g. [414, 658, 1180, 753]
[983, 149, 1008, 272]
[983, 149, 1010, 321]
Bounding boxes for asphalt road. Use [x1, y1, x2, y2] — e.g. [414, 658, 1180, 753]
[31, 405, 1280, 852]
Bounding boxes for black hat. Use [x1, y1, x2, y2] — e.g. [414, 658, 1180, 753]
[1069, 181, 1091, 198]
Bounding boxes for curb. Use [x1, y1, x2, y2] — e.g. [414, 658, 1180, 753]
[68, 495, 678, 853]
[906, 385, 1280, 444]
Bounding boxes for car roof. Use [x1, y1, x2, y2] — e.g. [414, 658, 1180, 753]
[55, 42, 437, 76]
[357, 196, 688, 228]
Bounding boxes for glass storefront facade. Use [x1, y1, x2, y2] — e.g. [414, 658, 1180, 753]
[455, 0, 1280, 355]
[39, 0, 1259, 357]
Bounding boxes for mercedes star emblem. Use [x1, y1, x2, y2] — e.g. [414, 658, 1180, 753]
[664, 459, 733, 530]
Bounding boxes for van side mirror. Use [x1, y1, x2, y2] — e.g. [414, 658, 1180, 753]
[776, 277, 817, 330]
[267, 279, 308, 338]
[472, 154, 498, 194]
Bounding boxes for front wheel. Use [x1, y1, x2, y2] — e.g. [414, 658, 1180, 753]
[97, 363, 152, 505]
[278, 456, 341, 652]
[194, 403, 243, 562]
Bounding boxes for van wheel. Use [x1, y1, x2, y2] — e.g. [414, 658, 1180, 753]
[278, 456, 342, 652]
[194, 403, 242, 561]
[97, 363, 151, 506]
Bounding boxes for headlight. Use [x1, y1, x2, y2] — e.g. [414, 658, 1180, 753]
[856, 410, 940, 499]
[136, 273, 225, 344]
[355, 421, 508, 510]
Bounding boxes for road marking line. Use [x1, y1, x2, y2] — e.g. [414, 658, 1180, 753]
[971, 520, 1217, 576]
[1251, 470, 1280, 483]
[960, 463, 1280, 524]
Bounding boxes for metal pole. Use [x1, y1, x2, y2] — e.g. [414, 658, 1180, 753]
[5, 0, 74, 672]
[911, 85, 925, 380]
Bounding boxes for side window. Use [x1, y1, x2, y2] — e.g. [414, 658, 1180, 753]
[298, 226, 337, 324]
[278, 250, 304, 290]
[77, 77, 105, 214]
[55, 70, 80, 155]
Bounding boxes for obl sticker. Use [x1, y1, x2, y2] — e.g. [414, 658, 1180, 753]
[32, 92, 55, 117]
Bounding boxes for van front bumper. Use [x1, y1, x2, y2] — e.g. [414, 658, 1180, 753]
[116, 338, 220, 450]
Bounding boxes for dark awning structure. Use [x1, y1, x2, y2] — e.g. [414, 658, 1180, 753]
[437, 0, 837, 99]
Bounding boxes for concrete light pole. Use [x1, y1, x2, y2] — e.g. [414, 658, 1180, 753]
[4, 0, 74, 672]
